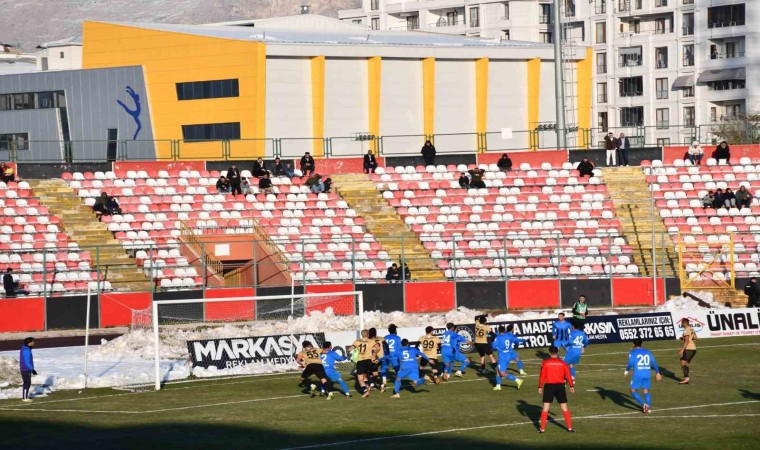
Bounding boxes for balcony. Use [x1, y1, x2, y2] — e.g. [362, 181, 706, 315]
[427, 19, 465, 34]
[619, 59, 643, 68]
[385, 1, 422, 14]
[708, 21, 745, 29]
[709, 51, 745, 60]
[539, 14, 551, 24]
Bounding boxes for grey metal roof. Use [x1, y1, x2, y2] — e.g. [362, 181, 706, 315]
[37, 36, 83, 49]
[104, 21, 553, 49]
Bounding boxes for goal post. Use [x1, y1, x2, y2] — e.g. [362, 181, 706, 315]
[150, 291, 364, 391]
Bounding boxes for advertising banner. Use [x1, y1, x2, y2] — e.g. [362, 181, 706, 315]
[669, 308, 760, 339]
[188, 333, 326, 370]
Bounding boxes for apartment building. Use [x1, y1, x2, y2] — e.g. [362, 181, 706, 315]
[340, 0, 759, 146]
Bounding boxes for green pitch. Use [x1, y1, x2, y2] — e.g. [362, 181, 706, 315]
[1, 336, 759, 450]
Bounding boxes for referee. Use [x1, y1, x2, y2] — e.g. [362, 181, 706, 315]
[538, 346, 575, 433]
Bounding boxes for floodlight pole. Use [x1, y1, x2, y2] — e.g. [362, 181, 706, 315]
[553, 0, 567, 151]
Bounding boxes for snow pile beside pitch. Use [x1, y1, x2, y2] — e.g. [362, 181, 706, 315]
[655, 292, 725, 312]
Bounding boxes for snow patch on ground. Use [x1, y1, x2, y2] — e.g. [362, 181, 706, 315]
[655, 291, 726, 312]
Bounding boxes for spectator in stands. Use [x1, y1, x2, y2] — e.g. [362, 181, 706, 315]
[458, 172, 470, 189]
[305, 174, 324, 193]
[421, 140, 436, 166]
[273, 157, 287, 178]
[723, 188, 737, 209]
[92, 193, 110, 218]
[300, 152, 316, 177]
[227, 164, 242, 196]
[3, 268, 26, 297]
[736, 186, 753, 210]
[702, 191, 715, 209]
[402, 262, 411, 281]
[1, 163, 15, 183]
[241, 178, 252, 196]
[687, 141, 704, 165]
[604, 132, 617, 166]
[616, 133, 630, 166]
[712, 188, 724, 209]
[497, 153, 513, 172]
[577, 157, 594, 178]
[252, 158, 266, 178]
[106, 196, 122, 215]
[323, 177, 333, 193]
[258, 172, 273, 194]
[468, 168, 486, 189]
[363, 150, 378, 174]
[216, 176, 230, 194]
[385, 263, 401, 282]
[713, 141, 731, 164]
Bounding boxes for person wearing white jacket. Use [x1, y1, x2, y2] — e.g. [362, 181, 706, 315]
[687, 140, 704, 165]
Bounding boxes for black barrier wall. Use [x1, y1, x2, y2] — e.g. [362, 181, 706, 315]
[455, 281, 506, 310]
[18, 162, 113, 180]
[154, 290, 204, 322]
[568, 147, 663, 168]
[356, 283, 404, 313]
[255, 286, 305, 319]
[385, 153, 477, 169]
[46, 295, 99, 330]
[560, 279, 612, 308]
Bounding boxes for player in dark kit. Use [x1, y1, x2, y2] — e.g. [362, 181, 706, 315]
[537, 346, 575, 433]
[474, 315, 497, 374]
[296, 341, 329, 397]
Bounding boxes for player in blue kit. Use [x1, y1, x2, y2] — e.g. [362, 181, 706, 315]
[625, 338, 662, 414]
[382, 324, 402, 386]
[563, 321, 588, 380]
[391, 339, 433, 398]
[502, 324, 528, 376]
[552, 313, 572, 351]
[320, 342, 351, 399]
[441, 322, 472, 380]
[492, 325, 525, 391]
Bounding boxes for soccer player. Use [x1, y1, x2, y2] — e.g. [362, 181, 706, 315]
[492, 325, 525, 391]
[350, 329, 379, 397]
[320, 342, 351, 399]
[678, 318, 697, 384]
[440, 322, 471, 380]
[537, 346, 575, 433]
[625, 338, 662, 413]
[503, 324, 528, 376]
[474, 315, 497, 374]
[368, 328, 385, 390]
[391, 339, 433, 398]
[563, 321, 588, 380]
[383, 324, 402, 385]
[552, 313, 572, 351]
[418, 326, 442, 384]
[296, 341, 329, 397]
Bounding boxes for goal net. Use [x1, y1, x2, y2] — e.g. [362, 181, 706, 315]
[139, 291, 364, 390]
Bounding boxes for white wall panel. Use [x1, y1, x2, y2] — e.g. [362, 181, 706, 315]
[324, 58, 369, 156]
[379, 58, 423, 155]
[265, 57, 312, 154]
[487, 60, 529, 151]
[434, 60, 475, 153]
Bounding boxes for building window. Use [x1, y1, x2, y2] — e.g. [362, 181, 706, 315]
[598, 112, 608, 131]
[446, 11, 459, 26]
[182, 122, 241, 141]
[708, 4, 745, 28]
[501, 30, 511, 40]
[352, 19, 362, 25]
[656, 78, 668, 99]
[656, 108, 669, 129]
[683, 44, 694, 67]
[12, 93, 33, 110]
[565, 0, 575, 17]
[617, 0, 630, 12]
[654, 18, 669, 34]
[620, 107, 644, 127]
[634, 0, 643, 9]
[59, 51, 64, 59]
[710, 107, 718, 122]
[407, 15, 419, 30]
[370, 0, 379, 11]
[470, 7, 480, 27]
[628, 20, 640, 34]
[683, 107, 695, 127]
[0, 91, 65, 111]
[725, 41, 738, 58]
[655, 47, 668, 69]
[502, 2, 510, 20]
[595, 0, 606, 14]
[540, 4, 551, 24]
[371, 18, 379, 30]
[682, 13, 694, 35]
[619, 77, 643, 97]
[595, 22, 606, 43]
[683, 0, 694, 4]
[597, 82, 607, 103]
[0, 133, 29, 151]
[707, 80, 746, 91]
[656, 138, 671, 146]
[596, 52, 607, 74]
[655, 0, 667, 7]
[176, 79, 239, 101]
[540, 32, 552, 43]
[619, 46, 642, 67]
[682, 86, 694, 98]
[725, 104, 742, 119]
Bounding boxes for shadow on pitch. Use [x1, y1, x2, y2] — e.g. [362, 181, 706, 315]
[658, 366, 681, 382]
[594, 386, 640, 411]
[740, 389, 760, 400]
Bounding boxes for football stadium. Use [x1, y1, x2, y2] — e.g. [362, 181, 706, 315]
[0, 5, 759, 450]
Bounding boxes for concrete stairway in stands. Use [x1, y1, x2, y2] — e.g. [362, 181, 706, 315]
[28, 179, 153, 291]
[604, 167, 678, 277]
[331, 173, 443, 280]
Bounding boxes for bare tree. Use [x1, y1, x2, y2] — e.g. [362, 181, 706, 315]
[708, 114, 760, 145]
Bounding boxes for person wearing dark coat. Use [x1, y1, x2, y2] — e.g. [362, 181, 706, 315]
[258, 172, 273, 194]
[577, 157, 594, 178]
[3, 268, 17, 297]
[251, 158, 265, 178]
[744, 277, 760, 308]
[723, 188, 737, 209]
[402, 263, 411, 281]
[713, 141, 731, 164]
[712, 188, 724, 209]
[421, 140, 436, 166]
[106, 196, 122, 215]
[363, 150, 378, 174]
[497, 154, 512, 172]
[92, 192, 110, 217]
[385, 263, 401, 282]
[216, 176, 230, 194]
[468, 169, 486, 189]
[226, 164, 242, 196]
[273, 157, 285, 177]
[736, 186, 753, 210]
[323, 177, 333, 193]
[300, 152, 315, 177]
[458, 172, 470, 189]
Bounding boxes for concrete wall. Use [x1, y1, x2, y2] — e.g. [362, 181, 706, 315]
[266, 57, 313, 157]
[434, 59, 476, 153]
[380, 58, 424, 155]
[324, 58, 369, 157]
[486, 59, 529, 151]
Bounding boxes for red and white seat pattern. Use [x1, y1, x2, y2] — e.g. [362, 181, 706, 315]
[64, 169, 392, 285]
[370, 162, 638, 278]
[1, 180, 103, 294]
[645, 157, 760, 279]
